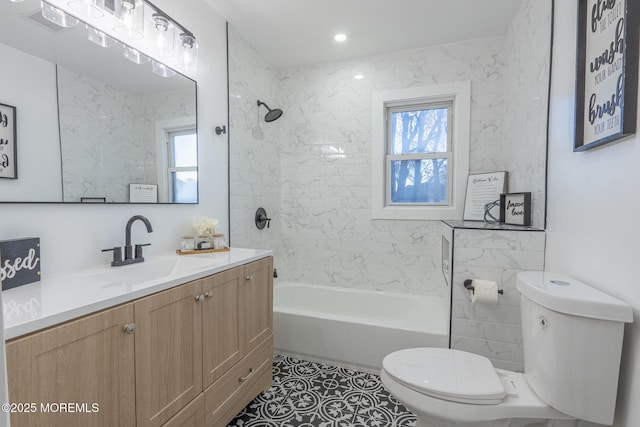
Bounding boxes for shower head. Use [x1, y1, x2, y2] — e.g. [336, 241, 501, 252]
[257, 100, 283, 122]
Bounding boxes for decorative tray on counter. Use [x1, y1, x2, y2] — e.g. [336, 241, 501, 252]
[176, 247, 230, 255]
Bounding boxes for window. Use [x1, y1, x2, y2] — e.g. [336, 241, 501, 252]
[167, 129, 198, 203]
[372, 82, 470, 220]
[155, 117, 198, 203]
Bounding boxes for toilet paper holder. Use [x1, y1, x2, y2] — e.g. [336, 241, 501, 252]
[463, 279, 504, 295]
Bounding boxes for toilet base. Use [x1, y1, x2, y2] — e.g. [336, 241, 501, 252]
[415, 417, 578, 427]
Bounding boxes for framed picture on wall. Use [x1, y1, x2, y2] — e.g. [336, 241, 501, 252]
[0, 103, 17, 179]
[574, 0, 639, 151]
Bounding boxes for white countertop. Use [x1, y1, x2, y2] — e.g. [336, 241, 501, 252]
[2, 247, 272, 340]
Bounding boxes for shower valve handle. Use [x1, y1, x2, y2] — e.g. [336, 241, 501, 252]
[258, 214, 271, 228]
[255, 208, 271, 230]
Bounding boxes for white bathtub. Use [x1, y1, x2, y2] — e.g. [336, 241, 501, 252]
[273, 281, 449, 372]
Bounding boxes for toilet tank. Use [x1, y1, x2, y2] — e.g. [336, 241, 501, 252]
[517, 272, 632, 425]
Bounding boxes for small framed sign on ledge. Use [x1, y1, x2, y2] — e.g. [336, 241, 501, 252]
[500, 192, 531, 226]
[574, 0, 639, 151]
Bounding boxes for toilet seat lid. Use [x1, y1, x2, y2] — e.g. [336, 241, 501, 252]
[383, 348, 506, 404]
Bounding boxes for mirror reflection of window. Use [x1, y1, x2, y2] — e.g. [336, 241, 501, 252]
[168, 129, 197, 203]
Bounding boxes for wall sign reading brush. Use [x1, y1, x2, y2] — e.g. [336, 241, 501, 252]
[574, 0, 639, 151]
[500, 192, 532, 226]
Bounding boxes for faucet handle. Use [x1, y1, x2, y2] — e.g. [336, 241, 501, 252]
[102, 247, 123, 267]
[135, 243, 151, 260]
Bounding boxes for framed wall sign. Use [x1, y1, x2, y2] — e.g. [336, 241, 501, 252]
[0, 103, 17, 179]
[574, 0, 639, 151]
[463, 171, 507, 221]
[500, 192, 532, 226]
[0, 237, 41, 291]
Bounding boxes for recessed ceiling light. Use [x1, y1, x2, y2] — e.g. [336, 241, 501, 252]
[334, 33, 347, 42]
[354, 74, 364, 80]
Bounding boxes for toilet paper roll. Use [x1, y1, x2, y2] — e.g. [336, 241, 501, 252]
[470, 279, 499, 305]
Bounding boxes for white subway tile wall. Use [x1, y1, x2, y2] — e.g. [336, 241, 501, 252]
[451, 229, 546, 371]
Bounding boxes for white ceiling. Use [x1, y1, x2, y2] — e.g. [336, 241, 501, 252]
[205, 0, 524, 69]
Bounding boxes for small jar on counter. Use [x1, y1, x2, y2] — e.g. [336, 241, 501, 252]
[212, 233, 226, 249]
[180, 236, 195, 252]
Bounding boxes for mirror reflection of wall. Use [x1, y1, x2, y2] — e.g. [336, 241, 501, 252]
[0, 0, 198, 204]
[57, 66, 197, 203]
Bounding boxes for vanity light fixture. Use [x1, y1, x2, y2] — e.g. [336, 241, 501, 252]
[179, 32, 198, 71]
[41, 2, 79, 28]
[354, 74, 364, 80]
[152, 12, 169, 31]
[67, 0, 104, 18]
[150, 12, 174, 55]
[113, 0, 144, 40]
[151, 59, 176, 78]
[87, 25, 118, 47]
[33, 0, 199, 73]
[123, 45, 150, 64]
[334, 33, 347, 42]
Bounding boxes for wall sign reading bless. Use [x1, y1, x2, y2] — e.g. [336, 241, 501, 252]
[574, 0, 639, 151]
[0, 238, 41, 291]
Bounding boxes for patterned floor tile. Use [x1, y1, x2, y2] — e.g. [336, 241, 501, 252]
[227, 355, 416, 427]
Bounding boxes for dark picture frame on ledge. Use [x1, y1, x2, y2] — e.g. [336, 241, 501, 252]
[574, 0, 639, 151]
[0, 102, 17, 179]
[500, 192, 531, 226]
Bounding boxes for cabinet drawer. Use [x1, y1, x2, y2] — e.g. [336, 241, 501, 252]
[204, 336, 273, 426]
[162, 394, 204, 427]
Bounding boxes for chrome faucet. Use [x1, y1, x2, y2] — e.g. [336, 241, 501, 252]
[102, 215, 153, 267]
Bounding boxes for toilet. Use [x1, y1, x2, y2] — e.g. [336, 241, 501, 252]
[381, 271, 633, 427]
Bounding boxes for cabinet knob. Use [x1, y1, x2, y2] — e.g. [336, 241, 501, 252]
[246, 275, 254, 282]
[195, 294, 205, 303]
[123, 323, 136, 334]
[204, 292, 213, 300]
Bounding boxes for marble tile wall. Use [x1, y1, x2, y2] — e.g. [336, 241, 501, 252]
[450, 228, 546, 371]
[228, 26, 283, 260]
[57, 66, 195, 202]
[504, 0, 552, 228]
[275, 37, 506, 297]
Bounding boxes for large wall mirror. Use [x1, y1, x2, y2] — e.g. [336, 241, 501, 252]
[0, 0, 198, 203]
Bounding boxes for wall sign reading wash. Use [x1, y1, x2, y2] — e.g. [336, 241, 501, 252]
[574, 0, 639, 150]
[0, 238, 41, 291]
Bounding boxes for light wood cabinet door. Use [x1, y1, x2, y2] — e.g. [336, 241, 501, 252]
[134, 280, 203, 427]
[162, 394, 204, 427]
[6, 303, 135, 427]
[242, 257, 273, 353]
[202, 267, 243, 387]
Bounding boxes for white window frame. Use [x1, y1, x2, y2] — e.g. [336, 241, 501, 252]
[155, 116, 197, 203]
[372, 82, 470, 220]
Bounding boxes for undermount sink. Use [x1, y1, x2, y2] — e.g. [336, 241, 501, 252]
[89, 256, 215, 285]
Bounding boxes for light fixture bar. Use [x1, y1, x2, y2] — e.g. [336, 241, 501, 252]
[34, 0, 198, 75]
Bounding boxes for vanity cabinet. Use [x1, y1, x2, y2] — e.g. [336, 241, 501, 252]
[5, 303, 136, 427]
[5, 256, 274, 427]
[135, 280, 203, 427]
